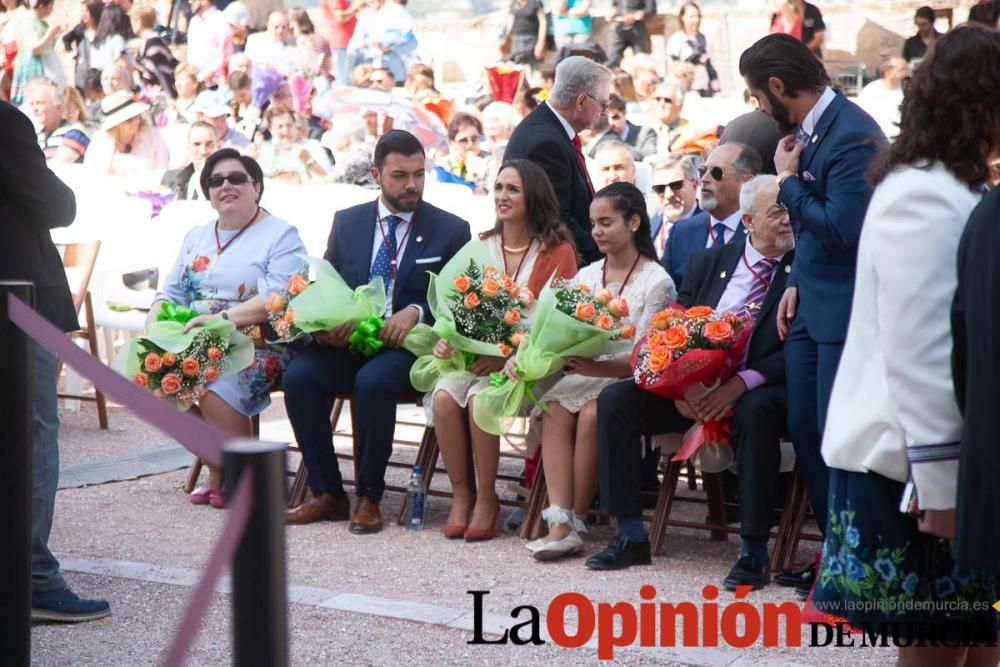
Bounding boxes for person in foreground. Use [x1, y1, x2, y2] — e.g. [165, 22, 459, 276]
[815, 26, 1000, 664]
[151, 149, 307, 508]
[525, 182, 673, 561]
[739, 33, 884, 597]
[431, 160, 577, 541]
[0, 99, 110, 621]
[285, 130, 471, 534]
[588, 175, 794, 583]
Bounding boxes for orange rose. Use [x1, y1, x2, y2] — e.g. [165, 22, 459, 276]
[497, 342, 512, 357]
[161, 351, 176, 367]
[608, 297, 630, 319]
[144, 353, 162, 373]
[577, 284, 591, 295]
[287, 274, 309, 296]
[704, 320, 734, 344]
[133, 372, 149, 387]
[647, 347, 672, 373]
[595, 314, 613, 330]
[464, 292, 480, 309]
[620, 324, 636, 340]
[685, 305, 715, 319]
[192, 255, 210, 272]
[266, 292, 286, 314]
[651, 308, 681, 330]
[647, 331, 671, 350]
[160, 373, 182, 395]
[510, 331, 525, 348]
[207, 347, 223, 362]
[482, 278, 500, 297]
[503, 309, 521, 325]
[575, 302, 597, 321]
[454, 275, 471, 293]
[483, 265, 499, 278]
[664, 325, 689, 350]
[204, 366, 220, 383]
[283, 307, 296, 323]
[181, 358, 200, 377]
[502, 275, 518, 294]
[595, 288, 614, 305]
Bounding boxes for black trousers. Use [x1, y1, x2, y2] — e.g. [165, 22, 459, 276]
[282, 344, 417, 502]
[597, 380, 787, 540]
[606, 23, 652, 69]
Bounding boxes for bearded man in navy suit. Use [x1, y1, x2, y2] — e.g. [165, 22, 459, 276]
[284, 130, 471, 534]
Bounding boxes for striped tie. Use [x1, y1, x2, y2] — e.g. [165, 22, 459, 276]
[744, 257, 780, 316]
[795, 128, 810, 145]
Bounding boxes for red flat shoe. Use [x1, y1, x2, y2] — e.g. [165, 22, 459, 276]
[464, 505, 500, 542]
[209, 489, 226, 509]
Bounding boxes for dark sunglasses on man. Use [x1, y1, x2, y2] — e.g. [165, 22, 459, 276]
[698, 165, 725, 181]
[652, 180, 685, 196]
[207, 173, 254, 188]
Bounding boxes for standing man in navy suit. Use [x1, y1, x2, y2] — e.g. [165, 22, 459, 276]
[740, 34, 884, 596]
[504, 56, 614, 264]
[660, 142, 761, 289]
[284, 130, 471, 534]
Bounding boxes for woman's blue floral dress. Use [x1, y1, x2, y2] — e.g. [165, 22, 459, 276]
[156, 214, 305, 416]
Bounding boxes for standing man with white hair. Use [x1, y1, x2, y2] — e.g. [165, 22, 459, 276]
[503, 55, 614, 263]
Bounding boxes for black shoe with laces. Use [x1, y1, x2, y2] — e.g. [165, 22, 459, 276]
[584, 536, 652, 571]
[723, 554, 770, 591]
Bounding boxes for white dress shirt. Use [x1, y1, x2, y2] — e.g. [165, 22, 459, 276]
[800, 86, 836, 139]
[703, 209, 743, 248]
[186, 7, 229, 85]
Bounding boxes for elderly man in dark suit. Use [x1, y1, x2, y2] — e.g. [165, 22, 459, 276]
[0, 101, 111, 621]
[588, 175, 795, 591]
[504, 55, 614, 264]
[740, 34, 884, 597]
[284, 130, 471, 534]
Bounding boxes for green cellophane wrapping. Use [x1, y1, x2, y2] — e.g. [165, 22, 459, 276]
[408, 240, 514, 392]
[471, 282, 620, 435]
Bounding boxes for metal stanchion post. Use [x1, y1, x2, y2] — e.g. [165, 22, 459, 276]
[224, 439, 288, 667]
[0, 282, 35, 666]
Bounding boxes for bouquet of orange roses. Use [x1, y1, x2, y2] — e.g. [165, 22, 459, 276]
[409, 240, 527, 391]
[114, 302, 254, 410]
[471, 279, 635, 435]
[630, 304, 753, 472]
[264, 269, 310, 342]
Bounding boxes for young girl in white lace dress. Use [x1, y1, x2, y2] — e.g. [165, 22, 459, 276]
[526, 182, 675, 560]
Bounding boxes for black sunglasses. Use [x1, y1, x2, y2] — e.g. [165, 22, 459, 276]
[652, 180, 685, 195]
[655, 96, 674, 103]
[698, 165, 725, 181]
[207, 172, 253, 188]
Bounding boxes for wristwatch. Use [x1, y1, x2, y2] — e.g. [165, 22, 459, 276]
[776, 172, 795, 188]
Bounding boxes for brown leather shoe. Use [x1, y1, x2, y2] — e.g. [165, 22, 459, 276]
[286, 492, 350, 525]
[349, 495, 383, 534]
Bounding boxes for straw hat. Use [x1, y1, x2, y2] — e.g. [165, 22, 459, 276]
[100, 90, 149, 131]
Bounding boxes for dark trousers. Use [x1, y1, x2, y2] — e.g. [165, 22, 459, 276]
[784, 316, 843, 535]
[282, 344, 417, 502]
[597, 380, 786, 541]
[606, 23, 651, 69]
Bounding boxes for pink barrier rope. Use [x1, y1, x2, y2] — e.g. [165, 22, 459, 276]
[160, 467, 255, 667]
[8, 295, 226, 467]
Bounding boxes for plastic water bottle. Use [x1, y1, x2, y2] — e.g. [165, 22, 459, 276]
[406, 466, 426, 530]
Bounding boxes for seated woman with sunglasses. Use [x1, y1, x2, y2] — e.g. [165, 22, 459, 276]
[430, 159, 577, 542]
[523, 182, 674, 560]
[148, 148, 307, 508]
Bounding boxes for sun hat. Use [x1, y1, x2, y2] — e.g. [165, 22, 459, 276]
[100, 90, 150, 130]
[190, 90, 232, 118]
[222, 1, 250, 28]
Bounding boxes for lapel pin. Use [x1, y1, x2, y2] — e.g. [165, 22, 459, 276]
[785, 265, 791, 273]
[416, 235, 423, 243]
[811, 135, 818, 144]
[720, 271, 727, 278]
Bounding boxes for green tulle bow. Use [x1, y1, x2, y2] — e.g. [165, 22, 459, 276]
[487, 369, 549, 414]
[348, 316, 385, 357]
[156, 301, 198, 325]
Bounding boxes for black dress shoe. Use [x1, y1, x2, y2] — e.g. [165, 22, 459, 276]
[723, 554, 770, 591]
[584, 536, 652, 571]
[774, 564, 815, 588]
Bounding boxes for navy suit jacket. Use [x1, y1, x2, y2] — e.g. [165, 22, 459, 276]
[777, 92, 885, 343]
[659, 210, 747, 290]
[323, 198, 471, 323]
[649, 203, 701, 242]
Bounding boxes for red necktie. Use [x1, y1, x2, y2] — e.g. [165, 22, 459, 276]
[571, 134, 596, 197]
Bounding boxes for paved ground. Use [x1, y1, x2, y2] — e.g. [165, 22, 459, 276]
[32, 398, 897, 666]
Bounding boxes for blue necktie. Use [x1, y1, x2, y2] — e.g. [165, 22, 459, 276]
[712, 222, 727, 246]
[796, 127, 810, 144]
[370, 214, 402, 296]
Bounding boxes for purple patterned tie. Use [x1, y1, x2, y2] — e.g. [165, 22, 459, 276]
[744, 257, 780, 316]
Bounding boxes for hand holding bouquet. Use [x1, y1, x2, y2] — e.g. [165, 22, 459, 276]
[264, 270, 310, 342]
[114, 302, 255, 410]
[631, 305, 752, 472]
[471, 279, 634, 436]
[409, 240, 527, 391]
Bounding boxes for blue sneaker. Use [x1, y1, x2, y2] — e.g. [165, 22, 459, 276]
[32, 587, 111, 623]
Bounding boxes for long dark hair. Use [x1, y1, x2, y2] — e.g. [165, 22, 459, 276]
[869, 25, 1000, 187]
[483, 159, 575, 252]
[592, 182, 657, 261]
[95, 4, 130, 46]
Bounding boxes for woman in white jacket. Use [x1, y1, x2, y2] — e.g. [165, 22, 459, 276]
[813, 25, 1000, 664]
